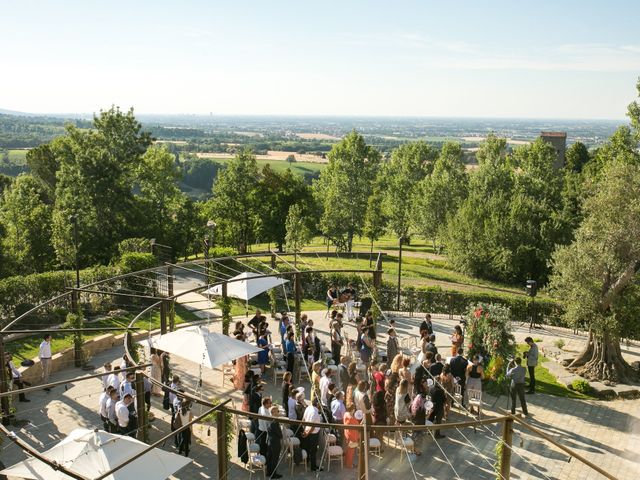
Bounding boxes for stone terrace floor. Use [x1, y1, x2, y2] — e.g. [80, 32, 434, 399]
[1, 307, 639, 480]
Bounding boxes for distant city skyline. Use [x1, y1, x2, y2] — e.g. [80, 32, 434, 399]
[1, 0, 639, 119]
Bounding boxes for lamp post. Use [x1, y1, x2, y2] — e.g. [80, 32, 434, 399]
[69, 214, 80, 289]
[396, 235, 403, 311]
[204, 220, 216, 283]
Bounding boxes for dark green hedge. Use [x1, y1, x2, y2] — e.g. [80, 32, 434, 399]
[377, 284, 565, 326]
[0, 253, 157, 321]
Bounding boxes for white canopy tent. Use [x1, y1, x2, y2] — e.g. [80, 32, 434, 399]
[0, 428, 191, 480]
[144, 325, 262, 370]
[203, 271, 289, 301]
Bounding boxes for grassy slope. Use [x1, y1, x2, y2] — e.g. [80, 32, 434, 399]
[250, 235, 531, 298]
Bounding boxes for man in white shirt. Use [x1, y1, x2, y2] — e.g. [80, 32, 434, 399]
[5, 353, 29, 402]
[106, 388, 119, 433]
[38, 334, 53, 391]
[319, 369, 332, 408]
[257, 397, 272, 456]
[302, 398, 322, 471]
[330, 391, 346, 423]
[120, 372, 135, 399]
[107, 367, 120, 392]
[169, 375, 181, 415]
[99, 386, 114, 431]
[102, 362, 112, 391]
[115, 393, 135, 436]
[287, 389, 298, 421]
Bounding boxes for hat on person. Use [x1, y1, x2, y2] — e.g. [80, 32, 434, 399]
[296, 386, 305, 394]
[354, 410, 364, 421]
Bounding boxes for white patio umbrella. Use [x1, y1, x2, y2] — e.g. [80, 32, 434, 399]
[203, 271, 289, 301]
[0, 428, 191, 480]
[144, 325, 262, 369]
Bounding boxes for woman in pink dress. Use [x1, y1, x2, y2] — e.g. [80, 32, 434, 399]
[150, 350, 163, 396]
[233, 333, 249, 390]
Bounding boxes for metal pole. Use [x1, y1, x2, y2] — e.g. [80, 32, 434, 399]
[294, 272, 302, 328]
[135, 371, 147, 442]
[217, 405, 228, 480]
[0, 338, 11, 424]
[71, 215, 80, 289]
[500, 417, 513, 479]
[396, 237, 403, 311]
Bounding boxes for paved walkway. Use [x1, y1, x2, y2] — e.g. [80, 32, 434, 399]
[1, 309, 639, 480]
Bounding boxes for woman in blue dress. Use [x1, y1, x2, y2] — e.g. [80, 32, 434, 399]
[257, 329, 270, 374]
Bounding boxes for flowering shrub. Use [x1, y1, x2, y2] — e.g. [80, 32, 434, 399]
[464, 303, 516, 380]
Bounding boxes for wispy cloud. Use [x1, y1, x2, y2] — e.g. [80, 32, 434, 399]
[339, 33, 640, 72]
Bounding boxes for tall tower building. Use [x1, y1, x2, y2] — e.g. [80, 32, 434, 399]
[540, 131, 567, 169]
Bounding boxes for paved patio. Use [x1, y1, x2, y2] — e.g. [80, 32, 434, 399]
[1, 306, 639, 479]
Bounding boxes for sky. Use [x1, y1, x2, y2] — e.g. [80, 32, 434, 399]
[1, 0, 639, 119]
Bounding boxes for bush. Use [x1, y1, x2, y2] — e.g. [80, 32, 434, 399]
[570, 378, 593, 394]
[554, 339, 565, 350]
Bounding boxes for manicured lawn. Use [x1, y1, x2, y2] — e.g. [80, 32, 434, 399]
[226, 293, 325, 317]
[6, 304, 199, 362]
[515, 343, 594, 399]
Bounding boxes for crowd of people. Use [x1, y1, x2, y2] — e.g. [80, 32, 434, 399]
[222, 303, 537, 473]
[11, 288, 536, 472]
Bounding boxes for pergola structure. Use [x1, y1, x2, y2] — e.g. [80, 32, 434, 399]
[0, 251, 618, 480]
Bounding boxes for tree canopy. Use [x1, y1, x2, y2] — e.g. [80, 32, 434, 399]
[314, 130, 380, 251]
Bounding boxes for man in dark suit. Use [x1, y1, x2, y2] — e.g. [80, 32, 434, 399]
[266, 405, 283, 478]
[419, 314, 434, 337]
[449, 348, 468, 407]
[428, 381, 446, 439]
[429, 353, 444, 377]
[424, 334, 438, 356]
[413, 353, 433, 395]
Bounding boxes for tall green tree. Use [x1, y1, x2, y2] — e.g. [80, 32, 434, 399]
[26, 142, 60, 194]
[0, 174, 55, 273]
[564, 141, 590, 173]
[363, 187, 387, 261]
[549, 161, 640, 383]
[383, 141, 436, 241]
[446, 135, 515, 280]
[257, 165, 314, 251]
[136, 144, 185, 246]
[284, 203, 312, 267]
[207, 148, 260, 253]
[508, 138, 568, 282]
[52, 107, 152, 266]
[314, 131, 380, 251]
[414, 141, 468, 248]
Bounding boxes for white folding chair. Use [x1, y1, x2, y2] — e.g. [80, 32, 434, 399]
[468, 389, 483, 419]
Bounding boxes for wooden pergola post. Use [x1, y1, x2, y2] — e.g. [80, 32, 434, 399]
[217, 406, 228, 480]
[270, 253, 276, 270]
[135, 371, 147, 442]
[0, 337, 10, 425]
[160, 300, 167, 335]
[500, 417, 514, 479]
[358, 417, 368, 479]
